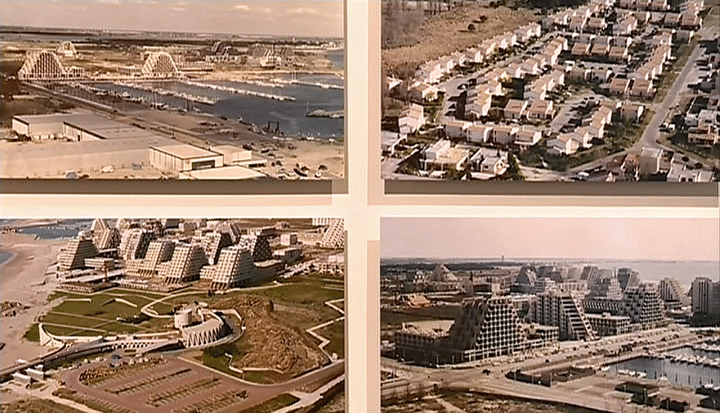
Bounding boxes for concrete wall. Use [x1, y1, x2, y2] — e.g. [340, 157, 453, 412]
[150, 148, 184, 172]
[150, 148, 222, 173]
[2, 148, 150, 178]
[63, 124, 104, 142]
[12, 119, 63, 140]
[11, 119, 29, 136]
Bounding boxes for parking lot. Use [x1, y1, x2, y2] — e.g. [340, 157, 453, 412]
[55, 354, 344, 413]
[59, 357, 261, 413]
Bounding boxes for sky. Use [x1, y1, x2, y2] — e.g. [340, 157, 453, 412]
[0, 1, 344, 38]
[381, 217, 720, 262]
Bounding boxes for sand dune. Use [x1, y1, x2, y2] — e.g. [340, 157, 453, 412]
[0, 233, 66, 369]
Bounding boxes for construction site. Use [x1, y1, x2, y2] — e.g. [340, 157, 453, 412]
[1, 15, 345, 180]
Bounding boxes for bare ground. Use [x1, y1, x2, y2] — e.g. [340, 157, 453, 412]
[0, 233, 66, 369]
[383, 4, 541, 77]
[213, 295, 328, 376]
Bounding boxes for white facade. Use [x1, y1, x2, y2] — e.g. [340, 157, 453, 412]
[150, 145, 223, 173]
[466, 124, 493, 144]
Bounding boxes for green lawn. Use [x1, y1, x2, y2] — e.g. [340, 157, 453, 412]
[243, 394, 299, 413]
[51, 294, 145, 320]
[42, 313, 111, 329]
[250, 280, 343, 306]
[46, 287, 166, 304]
[149, 302, 174, 315]
[317, 320, 345, 359]
[242, 370, 290, 384]
[137, 316, 174, 332]
[198, 336, 290, 384]
[46, 290, 86, 302]
[109, 294, 153, 307]
[106, 288, 167, 299]
[23, 323, 40, 342]
[1, 398, 86, 413]
[200, 336, 253, 379]
[43, 325, 102, 337]
[28, 290, 176, 340]
[91, 321, 141, 334]
[164, 293, 208, 306]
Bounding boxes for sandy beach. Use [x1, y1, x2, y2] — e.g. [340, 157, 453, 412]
[0, 232, 65, 369]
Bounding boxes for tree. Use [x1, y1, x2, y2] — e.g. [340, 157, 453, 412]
[446, 166, 466, 180]
[381, 0, 425, 49]
[468, 23, 476, 32]
[502, 152, 525, 180]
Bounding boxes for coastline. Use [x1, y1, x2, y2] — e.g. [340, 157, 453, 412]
[0, 249, 15, 267]
[0, 232, 66, 369]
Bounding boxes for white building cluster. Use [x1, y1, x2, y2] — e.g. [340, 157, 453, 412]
[8, 113, 266, 179]
[384, 0, 715, 181]
[55, 219, 344, 292]
[389, 261, 679, 365]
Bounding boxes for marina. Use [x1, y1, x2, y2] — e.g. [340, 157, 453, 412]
[609, 346, 720, 388]
[182, 80, 295, 102]
[85, 77, 344, 139]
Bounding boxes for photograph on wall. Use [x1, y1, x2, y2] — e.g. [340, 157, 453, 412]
[380, 0, 719, 182]
[1, 1, 344, 181]
[0, 218, 345, 412]
[380, 216, 720, 411]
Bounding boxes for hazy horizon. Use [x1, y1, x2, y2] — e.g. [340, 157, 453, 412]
[382, 217, 720, 262]
[0, 1, 344, 38]
[381, 257, 720, 263]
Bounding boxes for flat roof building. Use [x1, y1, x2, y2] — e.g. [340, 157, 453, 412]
[179, 165, 265, 180]
[469, 147, 508, 179]
[12, 113, 80, 140]
[12, 113, 156, 142]
[586, 313, 632, 337]
[150, 144, 223, 173]
[421, 140, 469, 172]
[2, 136, 176, 178]
[62, 115, 157, 142]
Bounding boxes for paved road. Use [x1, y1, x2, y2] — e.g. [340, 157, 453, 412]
[382, 327, 702, 412]
[381, 157, 403, 179]
[381, 155, 438, 180]
[568, 39, 713, 175]
[632, 44, 704, 153]
[519, 165, 564, 181]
